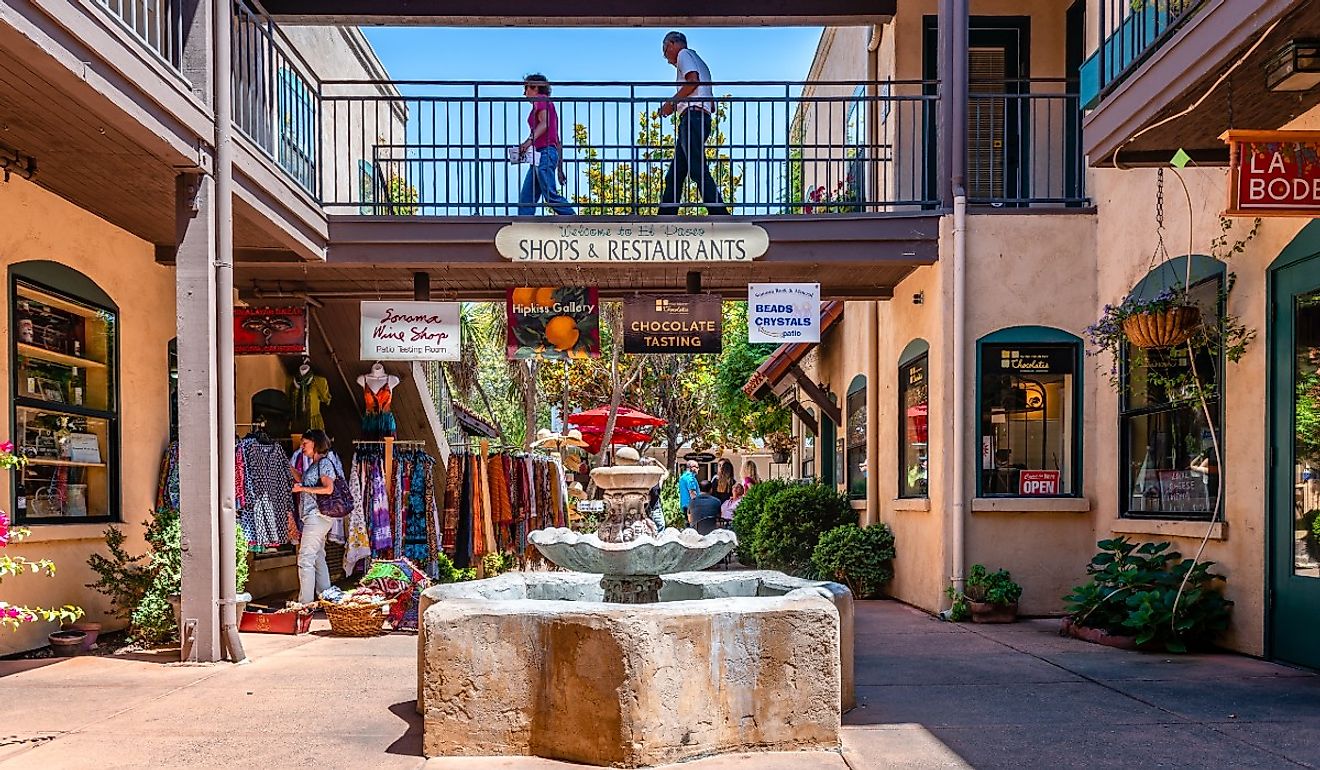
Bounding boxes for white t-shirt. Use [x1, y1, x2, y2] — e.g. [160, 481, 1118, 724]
[674, 48, 715, 115]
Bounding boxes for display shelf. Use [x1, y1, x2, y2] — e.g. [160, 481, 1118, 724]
[17, 343, 107, 370]
[16, 285, 102, 319]
[26, 458, 107, 468]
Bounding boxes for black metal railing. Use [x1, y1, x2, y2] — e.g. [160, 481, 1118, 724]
[318, 79, 938, 216]
[92, 0, 184, 71]
[232, 0, 320, 196]
[1087, 0, 1205, 103]
[967, 80, 1087, 207]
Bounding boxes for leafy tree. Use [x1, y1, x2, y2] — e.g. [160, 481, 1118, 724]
[572, 105, 742, 215]
[715, 302, 790, 444]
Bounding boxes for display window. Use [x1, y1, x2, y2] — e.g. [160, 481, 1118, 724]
[899, 347, 929, 498]
[10, 271, 118, 523]
[1120, 267, 1223, 521]
[846, 375, 867, 499]
[977, 330, 1082, 498]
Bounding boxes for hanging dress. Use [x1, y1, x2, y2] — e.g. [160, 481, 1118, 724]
[361, 381, 397, 439]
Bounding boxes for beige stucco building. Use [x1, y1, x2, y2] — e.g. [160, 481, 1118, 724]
[756, 0, 1320, 669]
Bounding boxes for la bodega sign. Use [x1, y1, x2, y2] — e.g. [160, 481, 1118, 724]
[495, 221, 770, 263]
[1225, 130, 1320, 216]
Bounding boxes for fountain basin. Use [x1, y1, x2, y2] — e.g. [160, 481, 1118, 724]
[528, 527, 736, 575]
[417, 571, 853, 767]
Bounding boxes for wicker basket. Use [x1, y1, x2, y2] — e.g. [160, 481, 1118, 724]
[1122, 306, 1201, 349]
[322, 600, 393, 637]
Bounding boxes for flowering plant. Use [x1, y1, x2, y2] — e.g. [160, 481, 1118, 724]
[803, 178, 861, 214]
[0, 441, 83, 630]
[764, 431, 796, 454]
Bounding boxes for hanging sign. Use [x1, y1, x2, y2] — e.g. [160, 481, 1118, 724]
[506, 287, 600, 360]
[234, 306, 307, 355]
[623, 294, 722, 354]
[747, 283, 820, 343]
[494, 221, 769, 263]
[360, 301, 461, 361]
[1225, 130, 1320, 216]
[1018, 470, 1061, 496]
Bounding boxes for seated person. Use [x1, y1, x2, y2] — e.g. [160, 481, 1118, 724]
[688, 479, 723, 535]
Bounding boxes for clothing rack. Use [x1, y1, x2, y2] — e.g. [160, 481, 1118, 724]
[353, 438, 428, 511]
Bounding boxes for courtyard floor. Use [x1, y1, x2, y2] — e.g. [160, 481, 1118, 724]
[2, 600, 1318, 769]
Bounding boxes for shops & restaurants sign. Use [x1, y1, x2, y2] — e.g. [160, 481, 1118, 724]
[495, 222, 769, 263]
[360, 301, 461, 361]
[1225, 130, 1320, 216]
[623, 294, 721, 354]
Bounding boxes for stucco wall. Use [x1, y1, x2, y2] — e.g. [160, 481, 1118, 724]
[0, 177, 176, 656]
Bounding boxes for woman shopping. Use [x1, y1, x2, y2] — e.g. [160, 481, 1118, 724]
[291, 429, 337, 604]
[516, 74, 574, 216]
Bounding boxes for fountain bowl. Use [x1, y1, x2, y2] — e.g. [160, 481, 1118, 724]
[528, 526, 735, 575]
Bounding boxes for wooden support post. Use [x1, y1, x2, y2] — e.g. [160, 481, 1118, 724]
[788, 363, 842, 426]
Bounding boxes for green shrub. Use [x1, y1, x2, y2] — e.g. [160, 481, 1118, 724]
[753, 483, 857, 575]
[1063, 537, 1232, 653]
[810, 523, 895, 598]
[730, 478, 790, 564]
[661, 475, 686, 530]
[964, 564, 1021, 607]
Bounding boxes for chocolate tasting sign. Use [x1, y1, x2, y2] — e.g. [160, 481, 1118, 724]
[495, 222, 769, 263]
[623, 294, 722, 354]
[1225, 130, 1320, 216]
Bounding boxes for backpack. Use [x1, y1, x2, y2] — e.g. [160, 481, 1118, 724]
[314, 459, 354, 519]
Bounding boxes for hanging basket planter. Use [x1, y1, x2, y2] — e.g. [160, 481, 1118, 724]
[1121, 305, 1201, 349]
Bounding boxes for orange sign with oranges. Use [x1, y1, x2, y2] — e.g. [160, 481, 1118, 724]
[506, 287, 600, 361]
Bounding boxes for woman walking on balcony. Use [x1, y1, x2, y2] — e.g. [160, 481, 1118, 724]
[517, 74, 574, 216]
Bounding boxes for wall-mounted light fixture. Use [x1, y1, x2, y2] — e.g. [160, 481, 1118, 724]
[1266, 39, 1320, 92]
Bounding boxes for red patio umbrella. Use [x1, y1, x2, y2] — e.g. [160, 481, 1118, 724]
[567, 406, 667, 454]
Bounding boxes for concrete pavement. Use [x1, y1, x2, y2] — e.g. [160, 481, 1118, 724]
[1, 600, 1316, 769]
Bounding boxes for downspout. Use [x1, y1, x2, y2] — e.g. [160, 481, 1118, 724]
[214, 0, 246, 663]
[866, 301, 881, 527]
[948, 0, 969, 602]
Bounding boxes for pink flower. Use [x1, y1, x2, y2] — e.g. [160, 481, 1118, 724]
[0, 441, 12, 453]
[0, 510, 9, 547]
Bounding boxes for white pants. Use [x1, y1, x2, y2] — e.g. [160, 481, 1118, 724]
[297, 511, 333, 604]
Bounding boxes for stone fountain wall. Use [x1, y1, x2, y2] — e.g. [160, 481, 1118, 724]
[416, 571, 852, 768]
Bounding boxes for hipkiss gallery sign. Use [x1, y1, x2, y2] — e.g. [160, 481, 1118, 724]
[360, 301, 461, 361]
[1225, 130, 1320, 216]
[494, 221, 770, 263]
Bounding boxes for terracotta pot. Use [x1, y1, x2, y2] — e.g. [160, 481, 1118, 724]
[48, 630, 86, 656]
[969, 601, 1018, 624]
[1060, 617, 1139, 650]
[1121, 305, 1201, 349]
[62, 621, 101, 651]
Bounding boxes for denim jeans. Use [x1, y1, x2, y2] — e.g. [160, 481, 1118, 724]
[297, 510, 333, 603]
[518, 145, 574, 216]
[659, 110, 729, 215]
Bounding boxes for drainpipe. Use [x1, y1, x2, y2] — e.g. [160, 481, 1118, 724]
[950, 187, 967, 599]
[866, 300, 881, 528]
[214, 0, 245, 663]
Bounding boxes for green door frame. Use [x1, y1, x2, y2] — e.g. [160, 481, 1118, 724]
[1267, 220, 1320, 669]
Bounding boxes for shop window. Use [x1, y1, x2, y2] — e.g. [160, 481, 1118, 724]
[168, 338, 178, 441]
[10, 263, 119, 523]
[1120, 257, 1225, 521]
[846, 375, 867, 499]
[899, 340, 930, 498]
[977, 327, 1082, 498]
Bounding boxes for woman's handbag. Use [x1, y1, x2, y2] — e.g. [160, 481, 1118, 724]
[315, 461, 354, 519]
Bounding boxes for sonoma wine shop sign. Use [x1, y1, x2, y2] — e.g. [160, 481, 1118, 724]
[1225, 130, 1320, 216]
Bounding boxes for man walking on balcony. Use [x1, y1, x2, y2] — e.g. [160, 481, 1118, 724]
[658, 31, 730, 216]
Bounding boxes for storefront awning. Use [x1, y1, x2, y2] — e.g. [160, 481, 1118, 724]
[741, 300, 844, 425]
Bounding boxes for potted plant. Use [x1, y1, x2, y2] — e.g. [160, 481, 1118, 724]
[765, 431, 794, 464]
[963, 564, 1022, 623]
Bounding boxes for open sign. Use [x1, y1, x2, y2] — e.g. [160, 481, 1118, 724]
[1018, 470, 1060, 496]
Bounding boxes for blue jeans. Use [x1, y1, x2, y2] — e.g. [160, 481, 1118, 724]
[518, 146, 574, 216]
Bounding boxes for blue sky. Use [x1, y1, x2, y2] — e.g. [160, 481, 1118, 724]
[360, 26, 825, 84]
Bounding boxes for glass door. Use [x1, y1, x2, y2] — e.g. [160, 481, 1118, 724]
[1271, 265, 1320, 669]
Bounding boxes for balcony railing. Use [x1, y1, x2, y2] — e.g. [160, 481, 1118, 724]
[1081, 0, 1206, 107]
[968, 80, 1086, 207]
[92, 0, 184, 72]
[318, 79, 938, 216]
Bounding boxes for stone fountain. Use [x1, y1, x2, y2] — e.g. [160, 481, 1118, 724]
[417, 450, 854, 767]
[528, 447, 737, 603]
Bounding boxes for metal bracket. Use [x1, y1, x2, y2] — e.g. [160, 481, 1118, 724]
[0, 142, 37, 183]
[179, 172, 204, 214]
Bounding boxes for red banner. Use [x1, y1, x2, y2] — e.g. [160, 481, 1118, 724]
[234, 306, 308, 355]
[1225, 130, 1320, 216]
